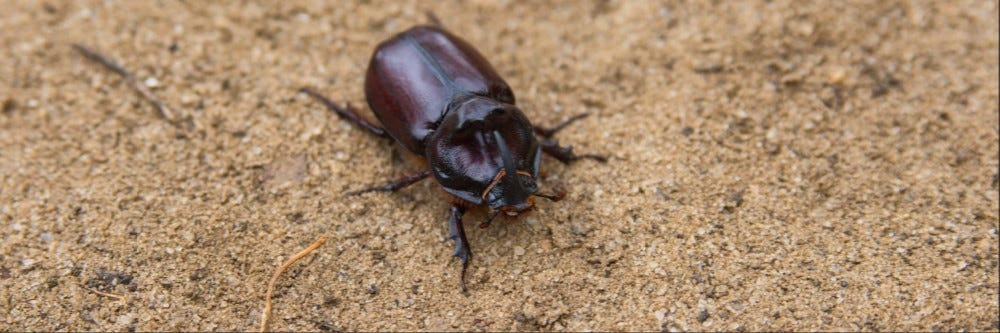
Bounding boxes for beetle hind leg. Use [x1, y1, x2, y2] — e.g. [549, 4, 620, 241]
[300, 87, 391, 139]
[447, 205, 472, 293]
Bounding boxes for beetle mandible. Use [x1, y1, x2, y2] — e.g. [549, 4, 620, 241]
[302, 24, 605, 292]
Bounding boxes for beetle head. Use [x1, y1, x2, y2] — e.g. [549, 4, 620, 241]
[480, 130, 565, 228]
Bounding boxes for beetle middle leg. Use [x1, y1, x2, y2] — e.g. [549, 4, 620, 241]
[346, 170, 431, 196]
[300, 88, 391, 139]
[540, 140, 607, 164]
[534, 112, 606, 163]
[446, 205, 471, 292]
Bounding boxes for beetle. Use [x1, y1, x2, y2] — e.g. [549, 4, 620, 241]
[301, 25, 604, 292]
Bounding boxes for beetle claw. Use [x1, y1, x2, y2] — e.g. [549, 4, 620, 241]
[453, 245, 471, 293]
[459, 262, 469, 294]
[579, 153, 608, 163]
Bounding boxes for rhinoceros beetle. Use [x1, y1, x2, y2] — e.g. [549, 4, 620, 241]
[301, 24, 604, 292]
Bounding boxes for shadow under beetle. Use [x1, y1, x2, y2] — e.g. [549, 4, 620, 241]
[302, 25, 604, 292]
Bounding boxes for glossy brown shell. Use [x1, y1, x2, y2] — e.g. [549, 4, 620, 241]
[364, 25, 515, 154]
[363, 25, 541, 206]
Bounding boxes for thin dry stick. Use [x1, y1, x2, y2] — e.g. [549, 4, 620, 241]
[260, 236, 329, 333]
[77, 282, 126, 302]
[71, 43, 179, 123]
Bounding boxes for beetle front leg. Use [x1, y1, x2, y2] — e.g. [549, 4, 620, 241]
[534, 112, 591, 138]
[540, 139, 607, 164]
[300, 87, 391, 139]
[446, 205, 471, 292]
[347, 170, 431, 196]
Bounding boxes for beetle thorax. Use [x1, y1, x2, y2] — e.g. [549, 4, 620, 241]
[424, 96, 542, 209]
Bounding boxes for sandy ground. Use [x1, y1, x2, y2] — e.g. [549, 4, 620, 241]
[1, 0, 998, 331]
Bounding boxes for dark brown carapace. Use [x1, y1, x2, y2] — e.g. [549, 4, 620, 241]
[301, 25, 604, 292]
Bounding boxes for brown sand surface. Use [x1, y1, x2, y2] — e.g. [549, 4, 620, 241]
[2, 1, 998, 331]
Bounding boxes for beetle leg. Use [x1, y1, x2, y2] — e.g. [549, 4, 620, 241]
[425, 11, 443, 27]
[346, 170, 431, 196]
[533, 112, 591, 139]
[299, 87, 391, 139]
[540, 139, 607, 164]
[447, 205, 471, 292]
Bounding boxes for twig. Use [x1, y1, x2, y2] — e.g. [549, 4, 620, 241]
[72, 43, 179, 124]
[77, 282, 126, 302]
[260, 236, 329, 333]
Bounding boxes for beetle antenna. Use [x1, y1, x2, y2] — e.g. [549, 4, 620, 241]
[479, 210, 500, 229]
